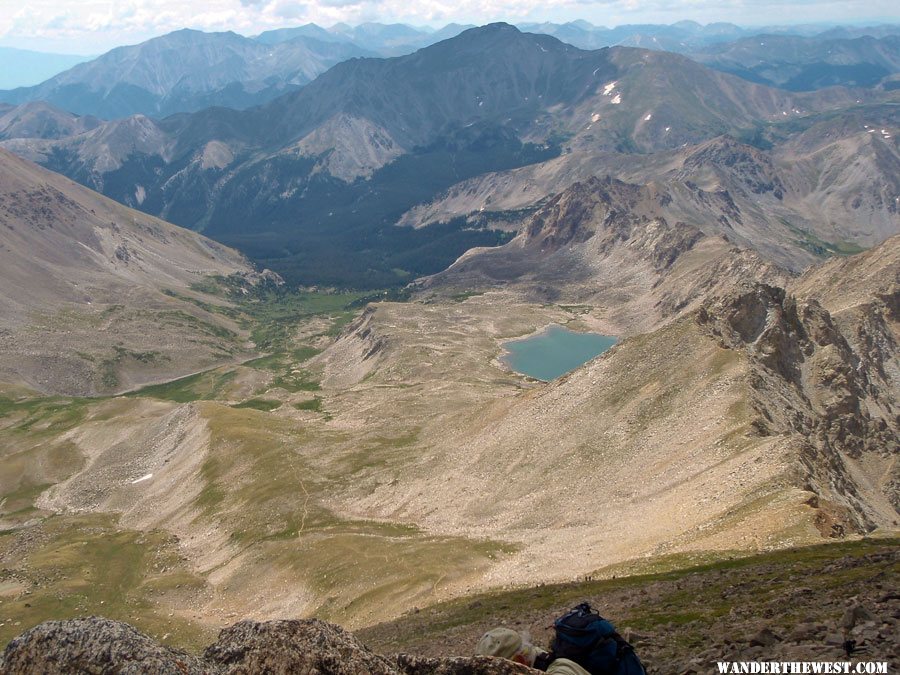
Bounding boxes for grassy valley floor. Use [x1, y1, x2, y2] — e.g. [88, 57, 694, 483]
[0, 281, 896, 656]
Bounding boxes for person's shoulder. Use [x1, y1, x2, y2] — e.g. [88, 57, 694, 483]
[546, 658, 592, 675]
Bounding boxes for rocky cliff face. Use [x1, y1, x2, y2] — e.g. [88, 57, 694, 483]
[697, 281, 899, 532]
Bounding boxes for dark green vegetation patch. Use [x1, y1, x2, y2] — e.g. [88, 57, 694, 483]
[231, 398, 282, 412]
[49, 125, 552, 289]
[780, 219, 868, 258]
[128, 283, 378, 403]
[0, 395, 90, 435]
[213, 127, 548, 288]
[293, 396, 323, 412]
[126, 370, 237, 403]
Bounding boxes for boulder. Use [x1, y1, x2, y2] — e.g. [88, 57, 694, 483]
[0, 617, 206, 674]
[840, 604, 875, 630]
[749, 627, 782, 647]
[204, 619, 398, 674]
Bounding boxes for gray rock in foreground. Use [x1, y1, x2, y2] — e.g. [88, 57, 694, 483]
[0, 616, 537, 674]
[0, 617, 206, 674]
[203, 618, 398, 674]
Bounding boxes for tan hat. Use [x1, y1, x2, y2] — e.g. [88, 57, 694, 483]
[475, 628, 522, 659]
[475, 628, 541, 666]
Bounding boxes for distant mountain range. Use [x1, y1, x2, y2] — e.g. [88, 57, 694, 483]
[2, 23, 896, 288]
[256, 19, 900, 55]
[1, 21, 897, 123]
[256, 22, 477, 55]
[693, 34, 900, 91]
[521, 23, 900, 91]
[0, 29, 372, 119]
[518, 20, 900, 51]
[0, 101, 101, 140]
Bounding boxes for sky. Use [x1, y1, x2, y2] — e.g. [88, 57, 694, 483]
[0, 0, 898, 54]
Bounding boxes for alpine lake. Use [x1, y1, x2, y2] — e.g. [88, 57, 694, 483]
[500, 324, 617, 381]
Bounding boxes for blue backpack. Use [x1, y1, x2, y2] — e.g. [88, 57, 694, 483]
[550, 602, 646, 675]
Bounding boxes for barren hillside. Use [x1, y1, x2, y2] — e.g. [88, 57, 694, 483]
[0, 148, 254, 395]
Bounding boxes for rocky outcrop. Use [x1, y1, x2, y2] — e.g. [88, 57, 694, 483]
[424, 176, 782, 335]
[203, 619, 399, 674]
[0, 617, 538, 674]
[318, 304, 389, 388]
[679, 136, 786, 199]
[697, 281, 899, 533]
[519, 177, 710, 277]
[0, 617, 206, 674]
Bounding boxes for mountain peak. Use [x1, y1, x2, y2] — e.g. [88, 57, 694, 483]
[481, 21, 518, 31]
[149, 27, 224, 42]
[467, 22, 522, 38]
[427, 21, 563, 54]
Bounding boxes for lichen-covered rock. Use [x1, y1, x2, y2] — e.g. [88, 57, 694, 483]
[204, 618, 398, 674]
[0, 616, 206, 674]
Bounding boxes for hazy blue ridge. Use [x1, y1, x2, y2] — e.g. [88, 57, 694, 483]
[0, 47, 92, 89]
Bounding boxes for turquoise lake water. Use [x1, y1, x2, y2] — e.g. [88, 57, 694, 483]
[500, 325, 617, 381]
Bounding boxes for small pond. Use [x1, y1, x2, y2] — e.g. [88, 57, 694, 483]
[500, 324, 617, 381]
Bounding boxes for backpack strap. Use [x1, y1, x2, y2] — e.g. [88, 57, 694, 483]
[610, 632, 646, 675]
